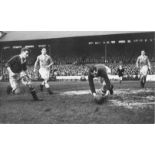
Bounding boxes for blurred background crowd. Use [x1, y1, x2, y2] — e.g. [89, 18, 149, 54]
[0, 54, 154, 81]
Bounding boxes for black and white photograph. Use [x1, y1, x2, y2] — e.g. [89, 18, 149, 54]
[0, 31, 154, 124]
[1, 1, 155, 155]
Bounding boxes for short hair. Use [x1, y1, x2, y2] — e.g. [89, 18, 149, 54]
[21, 47, 30, 53]
[89, 65, 97, 72]
[42, 47, 46, 50]
[141, 50, 145, 54]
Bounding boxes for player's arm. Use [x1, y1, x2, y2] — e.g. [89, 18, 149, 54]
[88, 66, 98, 97]
[136, 56, 140, 68]
[7, 66, 15, 76]
[47, 56, 54, 68]
[88, 74, 96, 97]
[147, 56, 151, 70]
[34, 56, 39, 72]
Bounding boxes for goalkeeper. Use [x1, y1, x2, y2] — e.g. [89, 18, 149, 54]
[88, 64, 114, 98]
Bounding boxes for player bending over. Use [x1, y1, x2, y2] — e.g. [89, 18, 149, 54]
[117, 65, 125, 84]
[6, 47, 42, 101]
[34, 48, 54, 94]
[88, 64, 114, 99]
[136, 50, 151, 88]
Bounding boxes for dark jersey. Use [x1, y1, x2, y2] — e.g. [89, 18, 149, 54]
[88, 64, 107, 77]
[88, 64, 111, 94]
[117, 68, 124, 77]
[6, 55, 27, 73]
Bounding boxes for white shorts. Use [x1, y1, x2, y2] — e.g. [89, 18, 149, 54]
[39, 68, 50, 80]
[140, 65, 148, 77]
[119, 76, 123, 81]
[9, 72, 31, 90]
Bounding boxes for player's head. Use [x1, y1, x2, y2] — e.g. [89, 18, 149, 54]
[91, 66, 98, 77]
[20, 47, 30, 59]
[119, 65, 122, 69]
[141, 50, 145, 56]
[41, 48, 47, 55]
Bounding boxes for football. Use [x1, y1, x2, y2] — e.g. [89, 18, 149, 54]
[94, 94, 107, 104]
[14, 88, 21, 95]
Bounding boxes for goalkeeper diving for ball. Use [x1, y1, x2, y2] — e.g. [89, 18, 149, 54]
[88, 64, 114, 102]
[6, 47, 42, 101]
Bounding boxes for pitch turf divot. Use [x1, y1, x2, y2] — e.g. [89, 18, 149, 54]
[60, 88, 154, 96]
[60, 88, 155, 109]
[60, 90, 91, 96]
[60, 89, 106, 95]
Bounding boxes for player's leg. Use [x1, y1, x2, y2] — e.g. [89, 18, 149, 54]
[7, 75, 14, 94]
[140, 74, 144, 88]
[39, 68, 44, 91]
[39, 68, 53, 94]
[140, 76, 144, 88]
[140, 66, 148, 88]
[7, 74, 20, 94]
[28, 84, 42, 101]
[40, 80, 45, 92]
[120, 76, 122, 84]
[99, 77, 106, 94]
[6, 82, 13, 95]
[44, 69, 53, 94]
[139, 67, 144, 88]
[143, 76, 147, 87]
[99, 70, 113, 95]
[21, 75, 43, 101]
[143, 66, 148, 87]
[44, 79, 53, 94]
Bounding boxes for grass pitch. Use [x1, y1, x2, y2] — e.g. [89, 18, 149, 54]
[0, 81, 154, 124]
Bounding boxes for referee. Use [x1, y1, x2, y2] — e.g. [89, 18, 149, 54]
[117, 65, 125, 84]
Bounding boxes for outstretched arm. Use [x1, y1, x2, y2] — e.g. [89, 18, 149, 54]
[88, 74, 96, 96]
[136, 57, 140, 68]
[34, 56, 39, 72]
[47, 56, 54, 68]
[147, 56, 151, 70]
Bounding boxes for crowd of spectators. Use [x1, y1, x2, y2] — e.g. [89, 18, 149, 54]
[52, 56, 138, 65]
[0, 55, 154, 81]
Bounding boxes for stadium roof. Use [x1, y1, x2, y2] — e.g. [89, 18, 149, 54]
[0, 31, 149, 42]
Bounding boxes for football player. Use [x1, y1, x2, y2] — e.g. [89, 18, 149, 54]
[136, 50, 151, 88]
[34, 48, 54, 94]
[117, 65, 125, 84]
[6, 47, 42, 101]
[88, 64, 113, 99]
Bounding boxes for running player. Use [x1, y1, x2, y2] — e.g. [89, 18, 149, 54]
[117, 65, 125, 84]
[88, 64, 113, 98]
[6, 47, 42, 101]
[34, 48, 54, 94]
[136, 50, 151, 88]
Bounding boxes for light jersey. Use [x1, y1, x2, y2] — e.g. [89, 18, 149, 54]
[37, 54, 53, 69]
[137, 55, 150, 68]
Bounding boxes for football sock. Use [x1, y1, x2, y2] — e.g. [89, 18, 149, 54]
[47, 88, 53, 94]
[29, 87, 40, 100]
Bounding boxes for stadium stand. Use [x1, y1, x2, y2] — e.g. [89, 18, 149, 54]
[0, 32, 154, 81]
